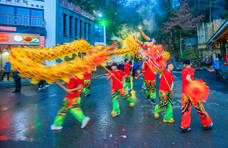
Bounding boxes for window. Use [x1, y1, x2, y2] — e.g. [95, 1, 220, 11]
[88, 23, 91, 41]
[0, 5, 15, 25]
[0, 5, 44, 27]
[63, 13, 67, 36]
[75, 18, 78, 37]
[16, 7, 30, 25]
[31, 9, 44, 26]
[0, 5, 15, 15]
[94, 24, 104, 42]
[84, 22, 87, 39]
[69, 16, 73, 37]
[80, 20, 82, 38]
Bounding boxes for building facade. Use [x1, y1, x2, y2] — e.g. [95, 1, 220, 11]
[55, 0, 95, 46]
[0, 0, 46, 69]
[0, 0, 97, 69]
[197, 19, 225, 59]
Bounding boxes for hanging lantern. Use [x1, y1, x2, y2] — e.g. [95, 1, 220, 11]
[212, 45, 215, 49]
[220, 39, 223, 45]
[226, 35, 228, 42]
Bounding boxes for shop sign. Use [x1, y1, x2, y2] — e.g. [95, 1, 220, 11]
[0, 36, 9, 42]
[0, 26, 16, 31]
[39, 36, 45, 48]
[0, 33, 42, 46]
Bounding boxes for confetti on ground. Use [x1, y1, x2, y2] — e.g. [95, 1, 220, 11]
[120, 135, 127, 139]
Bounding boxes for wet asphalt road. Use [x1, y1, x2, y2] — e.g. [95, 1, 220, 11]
[0, 71, 228, 148]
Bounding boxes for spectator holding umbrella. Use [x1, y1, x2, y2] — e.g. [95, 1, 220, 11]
[1, 61, 11, 81]
[12, 70, 21, 93]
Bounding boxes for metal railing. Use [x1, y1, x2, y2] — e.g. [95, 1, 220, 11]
[0, 14, 45, 27]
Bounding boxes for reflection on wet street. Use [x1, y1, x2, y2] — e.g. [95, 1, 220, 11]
[0, 71, 228, 148]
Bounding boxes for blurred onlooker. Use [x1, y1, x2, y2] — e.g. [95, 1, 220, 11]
[213, 57, 221, 79]
[205, 56, 211, 66]
[133, 61, 140, 77]
[1, 61, 11, 81]
[38, 80, 46, 90]
[12, 70, 21, 93]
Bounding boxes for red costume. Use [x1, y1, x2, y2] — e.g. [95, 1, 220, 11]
[124, 63, 131, 75]
[143, 62, 156, 100]
[180, 67, 212, 129]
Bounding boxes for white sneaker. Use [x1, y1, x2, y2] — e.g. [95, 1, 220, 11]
[51, 124, 63, 130]
[81, 117, 90, 129]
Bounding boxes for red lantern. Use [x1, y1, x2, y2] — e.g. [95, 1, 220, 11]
[226, 35, 228, 42]
[220, 39, 223, 45]
[212, 45, 215, 49]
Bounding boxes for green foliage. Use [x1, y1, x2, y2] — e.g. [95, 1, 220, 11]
[178, 49, 199, 61]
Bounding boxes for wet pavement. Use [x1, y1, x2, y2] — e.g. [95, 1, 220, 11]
[0, 71, 228, 148]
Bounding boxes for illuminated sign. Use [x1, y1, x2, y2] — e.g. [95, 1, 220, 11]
[23, 36, 40, 43]
[14, 36, 23, 42]
[0, 33, 42, 46]
[0, 36, 9, 42]
[0, 26, 16, 31]
[39, 36, 45, 47]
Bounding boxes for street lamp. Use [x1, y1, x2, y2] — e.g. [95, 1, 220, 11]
[97, 13, 103, 18]
[100, 20, 106, 46]
[95, 11, 107, 46]
[138, 25, 142, 30]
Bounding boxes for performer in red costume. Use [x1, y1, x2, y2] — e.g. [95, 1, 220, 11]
[180, 60, 213, 133]
[51, 75, 90, 130]
[107, 63, 135, 117]
[142, 61, 156, 104]
[124, 59, 132, 93]
[83, 72, 92, 97]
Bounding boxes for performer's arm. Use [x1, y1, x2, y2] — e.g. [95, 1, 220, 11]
[56, 80, 70, 93]
[142, 63, 145, 70]
[122, 76, 125, 84]
[170, 82, 174, 91]
[186, 75, 193, 82]
[107, 74, 113, 80]
[68, 84, 83, 92]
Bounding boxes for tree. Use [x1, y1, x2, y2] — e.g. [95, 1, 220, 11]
[187, 0, 228, 23]
[162, 0, 202, 56]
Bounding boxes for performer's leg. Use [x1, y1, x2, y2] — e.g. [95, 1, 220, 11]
[150, 80, 156, 100]
[180, 94, 192, 128]
[53, 98, 69, 126]
[192, 100, 212, 127]
[154, 91, 166, 118]
[70, 97, 86, 123]
[142, 79, 146, 89]
[112, 90, 120, 114]
[154, 105, 165, 114]
[145, 80, 150, 97]
[120, 89, 135, 107]
[124, 75, 131, 94]
[83, 80, 91, 95]
[164, 103, 173, 121]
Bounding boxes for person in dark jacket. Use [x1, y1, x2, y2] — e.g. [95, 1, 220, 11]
[12, 70, 21, 93]
[1, 61, 11, 81]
